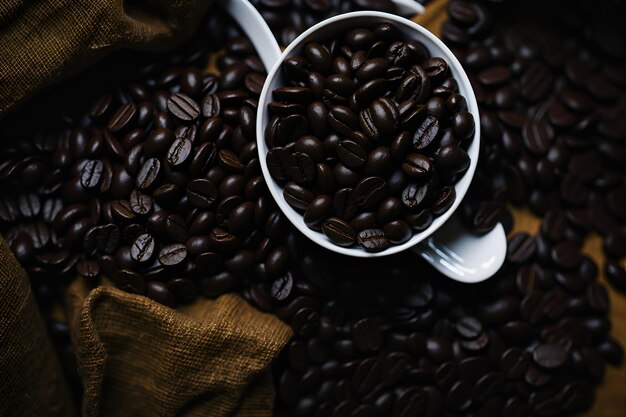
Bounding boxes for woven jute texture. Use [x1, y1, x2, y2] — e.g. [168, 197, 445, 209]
[1, 230, 292, 417]
[0, 238, 76, 417]
[66, 279, 292, 417]
[0, 0, 213, 116]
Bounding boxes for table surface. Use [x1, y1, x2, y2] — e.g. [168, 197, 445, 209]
[413, 2, 626, 416]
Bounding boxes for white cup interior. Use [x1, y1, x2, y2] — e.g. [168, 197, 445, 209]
[256, 11, 481, 258]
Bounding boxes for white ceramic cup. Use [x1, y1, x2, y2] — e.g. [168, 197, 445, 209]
[224, 0, 506, 282]
[258, 11, 479, 257]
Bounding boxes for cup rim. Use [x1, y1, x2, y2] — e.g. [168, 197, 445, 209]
[256, 10, 481, 258]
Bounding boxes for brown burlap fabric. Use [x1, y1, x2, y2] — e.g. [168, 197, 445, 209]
[0, 0, 213, 116]
[0, 238, 76, 417]
[0, 235, 292, 417]
[66, 279, 292, 417]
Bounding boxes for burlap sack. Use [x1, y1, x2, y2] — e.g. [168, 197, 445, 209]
[65, 279, 292, 417]
[0, 0, 213, 116]
[0, 233, 292, 417]
[0, 238, 76, 417]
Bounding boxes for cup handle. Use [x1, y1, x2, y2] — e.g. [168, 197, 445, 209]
[411, 212, 507, 283]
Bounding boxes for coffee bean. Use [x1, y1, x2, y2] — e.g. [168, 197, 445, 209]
[402, 153, 432, 178]
[357, 228, 390, 252]
[500, 347, 531, 379]
[471, 201, 501, 233]
[478, 66, 511, 87]
[412, 116, 439, 150]
[520, 63, 554, 102]
[432, 186, 456, 215]
[522, 120, 554, 155]
[473, 372, 504, 404]
[402, 182, 429, 209]
[228, 201, 255, 236]
[158, 243, 187, 267]
[107, 103, 136, 132]
[186, 179, 218, 208]
[533, 343, 567, 369]
[352, 318, 382, 352]
[382, 220, 411, 244]
[167, 138, 192, 167]
[129, 189, 152, 216]
[130, 233, 155, 263]
[507, 233, 536, 264]
[348, 176, 387, 209]
[80, 160, 103, 189]
[436, 144, 470, 175]
[446, 380, 472, 411]
[113, 268, 146, 294]
[303, 195, 332, 230]
[271, 272, 294, 301]
[456, 317, 483, 339]
[284, 182, 315, 211]
[322, 217, 355, 247]
[190, 142, 217, 177]
[551, 241, 582, 270]
[304, 42, 333, 74]
[136, 158, 161, 190]
[337, 140, 367, 168]
[605, 261, 626, 292]
[167, 93, 200, 121]
[288, 152, 315, 183]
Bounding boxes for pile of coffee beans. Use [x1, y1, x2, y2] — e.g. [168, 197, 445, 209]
[0, 1, 624, 416]
[0, 8, 294, 309]
[265, 23, 475, 251]
[249, 0, 409, 46]
[269, 222, 624, 417]
[442, 0, 626, 290]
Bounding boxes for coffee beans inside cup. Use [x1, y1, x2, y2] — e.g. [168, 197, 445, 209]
[265, 23, 475, 252]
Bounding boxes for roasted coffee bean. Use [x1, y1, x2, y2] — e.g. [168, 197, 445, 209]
[348, 176, 387, 209]
[549, 239, 582, 270]
[186, 179, 218, 208]
[357, 228, 390, 252]
[303, 195, 332, 230]
[80, 160, 103, 189]
[328, 105, 358, 136]
[271, 272, 293, 301]
[136, 158, 161, 190]
[129, 189, 152, 216]
[107, 103, 136, 132]
[432, 186, 456, 215]
[412, 116, 439, 149]
[446, 380, 472, 411]
[402, 182, 429, 209]
[304, 42, 333, 74]
[436, 144, 469, 175]
[605, 261, 626, 292]
[322, 217, 355, 247]
[284, 182, 315, 211]
[158, 243, 187, 267]
[533, 343, 568, 369]
[227, 201, 255, 236]
[337, 140, 367, 168]
[507, 233, 536, 264]
[130, 233, 155, 263]
[167, 93, 201, 121]
[402, 153, 432, 178]
[167, 138, 192, 167]
[383, 220, 411, 244]
[111, 200, 136, 222]
[113, 268, 145, 294]
[288, 152, 315, 183]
